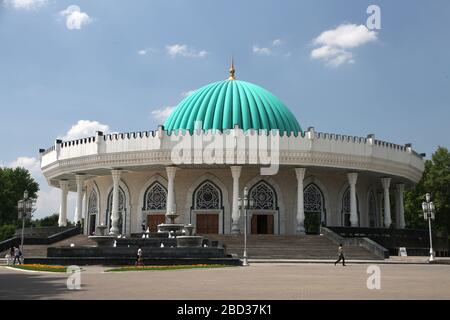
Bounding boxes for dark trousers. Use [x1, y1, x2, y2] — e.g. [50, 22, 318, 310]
[335, 254, 345, 266]
[13, 256, 21, 265]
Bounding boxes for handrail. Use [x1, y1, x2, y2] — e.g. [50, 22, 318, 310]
[321, 227, 389, 259]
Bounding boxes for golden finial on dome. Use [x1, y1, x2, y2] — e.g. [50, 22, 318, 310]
[228, 56, 236, 80]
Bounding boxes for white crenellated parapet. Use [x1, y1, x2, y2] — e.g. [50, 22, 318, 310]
[40, 128, 425, 185]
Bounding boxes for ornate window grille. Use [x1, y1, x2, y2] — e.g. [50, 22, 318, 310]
[107, 188, 125, 213]
[194, 181, 221, 210]
[144, 182, 167, 211]
[88, 190, 98, 215]
[250, 181, 276, 210]
[304, 184, 323, 213]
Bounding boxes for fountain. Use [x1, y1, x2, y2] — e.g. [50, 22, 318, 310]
[177, 224, 203, 247]
[88, 224, 116, 247]
[157, 212, 185, 235]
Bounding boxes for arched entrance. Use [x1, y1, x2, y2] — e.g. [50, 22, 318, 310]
[249, 181, 277, 235]
[192, 181, 223, 234]
[303, 183, 326, 234]
[87, 189, 98, 235]
[142, 182, 167, 232]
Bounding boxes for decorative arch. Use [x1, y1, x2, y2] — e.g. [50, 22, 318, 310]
[137, 174, 168, 231]
[244, 176, 285, 235]
[87, 183, 100, 235]
[194, 181, 222, 210]
[105, 180, 131, 235]
[185, 173, 230, 234]
[303, 176, 331, 225]
[249, 180, 277, 210]
[303, 183, 326, 230]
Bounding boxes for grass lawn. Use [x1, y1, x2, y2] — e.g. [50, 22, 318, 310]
[12, 264, 68, 273]
[105, 264, 235, 272]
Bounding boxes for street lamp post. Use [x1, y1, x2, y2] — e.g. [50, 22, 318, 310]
[17, 190, 34, 259]
[422, 193, 436, 262]
[238, 187, 254, 267]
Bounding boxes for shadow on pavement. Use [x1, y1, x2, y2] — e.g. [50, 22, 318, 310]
[0, 268, 85, 300]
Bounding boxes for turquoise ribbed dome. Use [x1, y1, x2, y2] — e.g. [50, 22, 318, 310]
[164, 79, 302, 134]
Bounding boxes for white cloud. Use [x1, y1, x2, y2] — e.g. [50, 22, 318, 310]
[137, 47, 155, 56]
[272, 39, 284, 46]
[311, 23, 377, 67]
[151, 106, 175, 122]
[166, 44, 209, 58]
[252, 45, 271, 56]
[9, 157, 41, 175]
[4, 0, 47, 10]
[60, 120, 110, 141]
[59, 5, 92, 30]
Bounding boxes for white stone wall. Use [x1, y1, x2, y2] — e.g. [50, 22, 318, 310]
[83, 167, 382, 235]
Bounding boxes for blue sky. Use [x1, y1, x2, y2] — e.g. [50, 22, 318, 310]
[1, 0, 449, 218]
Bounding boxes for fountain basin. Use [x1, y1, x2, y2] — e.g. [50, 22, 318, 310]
[177, 236, 204, 248]
[157, 223, 185, 234]
[88, 235, 116, 247]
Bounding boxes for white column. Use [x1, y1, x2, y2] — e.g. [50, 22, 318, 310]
[396, 183, 406, 229]
[347, 172, 358, 227]
[166, 166, 177, 218]
[381, 177, 392, 228]
[295, 168, 306, 234]
[58, 180, 70, 227]
[230, 166, 242, 234]
[74, 175, 85, 225]
[109, 170, 122, 235]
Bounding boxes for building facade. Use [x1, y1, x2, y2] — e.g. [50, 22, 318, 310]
[39, 66, 425, 236]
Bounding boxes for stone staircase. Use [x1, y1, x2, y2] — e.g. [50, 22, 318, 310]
[205, 234, 382, 260]
[0, 235, 97, 258]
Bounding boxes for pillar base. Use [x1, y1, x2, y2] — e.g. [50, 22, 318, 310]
[296, 225, 305, 235]
[231, 223, 240, 235]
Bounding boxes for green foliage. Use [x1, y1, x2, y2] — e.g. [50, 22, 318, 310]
[0, 167, 39, 225]
[33, 214, 59, 227]
[0, 224, 16, 241]
[405, 146, 450, 234]
[304, 212, 320, 234]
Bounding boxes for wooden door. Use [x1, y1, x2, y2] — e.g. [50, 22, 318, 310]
[267, 214, 274, 234]
[251, 215, 258, 234]
[196, 214, 219, 234]
[147, 214, 166, 232]
[251, 214, 274, 234]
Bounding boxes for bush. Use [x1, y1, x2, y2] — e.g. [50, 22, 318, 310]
[304, 212, 321, 234]
[0, 224, 16, 241]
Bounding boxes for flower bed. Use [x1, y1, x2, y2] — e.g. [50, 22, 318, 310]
[12, 264, 67, 273]
[106, 264, 233, 272]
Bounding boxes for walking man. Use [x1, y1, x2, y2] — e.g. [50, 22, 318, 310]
[334, 243, 346, 266]
[13, 246, 22, 265]
[135, 246, 144, 266]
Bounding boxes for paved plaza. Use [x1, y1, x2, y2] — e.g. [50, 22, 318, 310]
[1, 263, 450, 300]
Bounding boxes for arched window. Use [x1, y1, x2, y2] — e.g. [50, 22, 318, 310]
[194, 181, 221, 210]
[304, 183, 326, 232]
[87, 189, 98, 235]
[342, 187, 359, 227]
[368, 190, 377, 228]
[88, 190, 98, 215]
[249, 181, 277, 210]
[143, 182, 167, 211]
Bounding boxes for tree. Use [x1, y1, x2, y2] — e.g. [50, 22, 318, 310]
[0, 167, 39, 225]
[405, 146, 450, 234]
